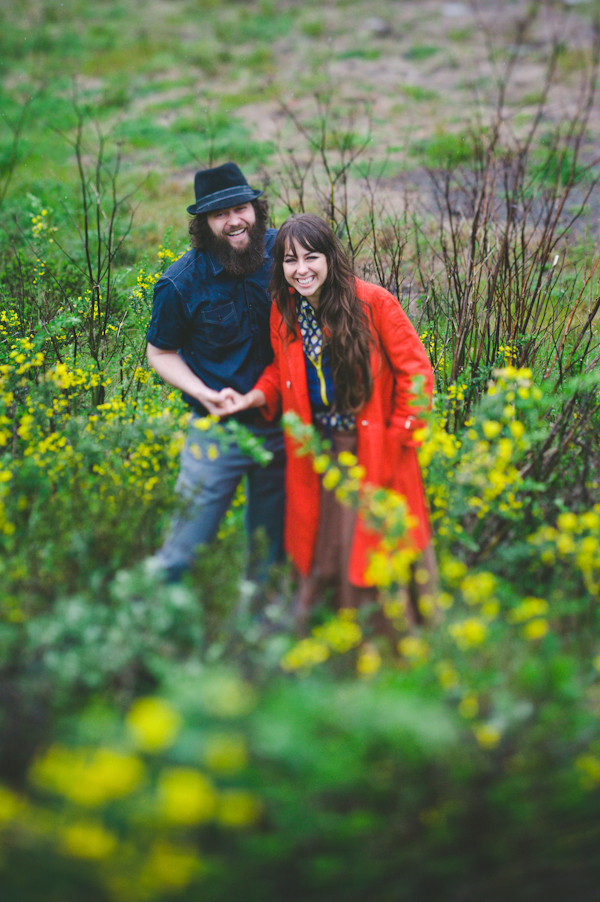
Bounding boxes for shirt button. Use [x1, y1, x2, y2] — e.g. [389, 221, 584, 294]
[361, 419, 369, 426]
[286, 381, 291, 389]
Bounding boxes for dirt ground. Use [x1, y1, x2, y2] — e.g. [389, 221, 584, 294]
[184, 0, 600, 230]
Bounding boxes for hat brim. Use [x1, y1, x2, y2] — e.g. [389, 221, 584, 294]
[187, 186, 263, 216]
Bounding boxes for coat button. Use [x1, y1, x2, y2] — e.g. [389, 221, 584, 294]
[361, 419, 368, 426]
[286, 381, 291, 389]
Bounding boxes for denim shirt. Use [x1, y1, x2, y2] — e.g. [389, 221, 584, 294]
[146, 229, 277, 416]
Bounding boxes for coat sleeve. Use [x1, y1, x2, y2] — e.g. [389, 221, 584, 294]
[372, 285, 434, 446]
[253, 304, 284, 421]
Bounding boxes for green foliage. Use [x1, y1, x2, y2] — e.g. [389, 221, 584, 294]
[404, 44, 440, 62]
[400, 84, 439, 102]
[1, 2, 600, 898]
[300, 19, 326, 38]
[18, 573, 205, 702]
[529, 141, 590, 188]
[336, 48, 382, 61]
[214, 6, 297, 44]
[411, 129, 475, 167]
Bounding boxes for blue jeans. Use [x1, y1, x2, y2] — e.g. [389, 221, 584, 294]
[154, 419, 285, 582]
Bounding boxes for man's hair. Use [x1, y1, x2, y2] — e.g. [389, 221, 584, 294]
[188, 197, 269, 251]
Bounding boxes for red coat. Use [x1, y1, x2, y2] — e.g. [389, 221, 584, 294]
[255, 278, 434, 587]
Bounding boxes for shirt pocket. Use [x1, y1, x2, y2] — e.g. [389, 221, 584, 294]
[197, 301, 241, 347]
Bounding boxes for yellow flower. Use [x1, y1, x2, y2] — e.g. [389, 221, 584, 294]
[507, 597, 548, 623]
[435, 661, 459, 690]
[458, 694, 478, 719]
[522, 618, 549, 640]
[217, 790, 262, 827]
[61, 820, 117, 860]
[204, 733, 248, 774]
[127, 697, 182, 753]
[207, 444, 219, 460]
[338, 450, 357, 467]
[356, 643, 382, 677]
[440, 558, 467, 586]
[482, 420, 502, 439]
[460, 571, 496, 605]
[481, 600, 499, 619]
[0, 785, 24, 822]
[348, 464, 366, 480]
[449, 618, 487, 649]
[436, 591, 455, 610]
[313, 453, 330, 474]
[322, 466, 341, 490]
[142, 842, 203, 890]
[31, 746, 144, 806]
[281, 638, 330, 672]
[398, 635, 429, 660]
[200, 673, 256, 718]
[473, 723, 501, 749]
[576, 754, 600, 787]
[314, 612, 362, 653]
[158, 768, 217, 824]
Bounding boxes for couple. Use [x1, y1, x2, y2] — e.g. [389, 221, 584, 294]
[147, 163, 435, 621]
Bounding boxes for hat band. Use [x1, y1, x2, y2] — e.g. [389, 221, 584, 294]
[192, 185, 259, 214]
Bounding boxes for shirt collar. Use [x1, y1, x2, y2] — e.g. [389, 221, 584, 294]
[207, 250, 224, 276]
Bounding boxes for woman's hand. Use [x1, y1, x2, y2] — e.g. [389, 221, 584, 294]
[219, 387, 267, 415]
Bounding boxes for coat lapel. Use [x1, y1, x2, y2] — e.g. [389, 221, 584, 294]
[285, 321, 312, 424]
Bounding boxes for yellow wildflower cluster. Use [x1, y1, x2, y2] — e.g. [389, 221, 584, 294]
[281, 609, 362, 672]
[0, 308, 20, 341]
[30, 207, 56, 240]
[31, 746, 144, 806]
[0, 343, 186, 540]
[0, 689, 261, 898]
[419, 367, 539, 537]
[528, 508, 600, 595]
[445, 568, 499, 649]
[131, 246, 184, 301]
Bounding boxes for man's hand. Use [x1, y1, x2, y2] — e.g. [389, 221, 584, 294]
[146, 344, 267, 417]
[196, 385, 239, 417]
[218, 387, 266, 415]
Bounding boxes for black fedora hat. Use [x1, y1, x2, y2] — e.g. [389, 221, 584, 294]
[186, 162, 262, 215]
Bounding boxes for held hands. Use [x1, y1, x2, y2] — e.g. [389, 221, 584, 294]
[197, 386, 265, 417]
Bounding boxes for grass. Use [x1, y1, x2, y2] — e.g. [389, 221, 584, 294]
[404, 44, 440, 62]
[410, 129, 475, 167]
[300, 20, 327, 38]
[336, 48, 382, 61]
[400, 85, 439, 102]
[2, 5, 600, 899]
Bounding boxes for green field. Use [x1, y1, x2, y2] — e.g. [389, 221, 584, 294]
[2, 1, 600, 899]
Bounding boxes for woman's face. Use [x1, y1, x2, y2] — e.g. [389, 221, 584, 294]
[282, 238, 328, 308]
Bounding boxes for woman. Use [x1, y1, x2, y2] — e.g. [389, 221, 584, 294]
[224, 213, 435, 622]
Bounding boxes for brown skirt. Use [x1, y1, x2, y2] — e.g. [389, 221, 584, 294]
[294, 430, 438, 627]
[295, 430, 378, 617]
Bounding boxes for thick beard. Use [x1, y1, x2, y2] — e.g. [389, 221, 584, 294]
[208, 218, 267, 277]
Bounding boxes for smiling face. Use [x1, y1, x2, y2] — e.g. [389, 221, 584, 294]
[206, 202, 257, 250]
[282, 238, 329, 308]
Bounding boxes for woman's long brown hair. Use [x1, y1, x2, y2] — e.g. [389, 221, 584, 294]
[270, 214, 373, 413]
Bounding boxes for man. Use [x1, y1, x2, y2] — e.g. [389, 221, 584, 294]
[146, 162, 285, 581]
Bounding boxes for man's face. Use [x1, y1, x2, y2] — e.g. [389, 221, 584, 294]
[206, 203, 257, 251]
